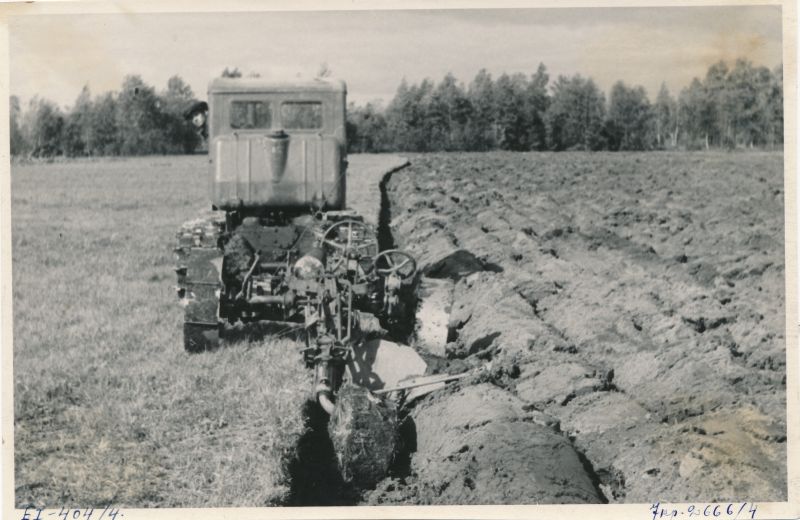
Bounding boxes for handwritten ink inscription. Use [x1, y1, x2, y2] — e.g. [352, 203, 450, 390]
[651, 502, 758, 520]
[20, 506, 123, 520]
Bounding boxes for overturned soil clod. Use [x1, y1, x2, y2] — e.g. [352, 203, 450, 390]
[328, 384, 399, 490]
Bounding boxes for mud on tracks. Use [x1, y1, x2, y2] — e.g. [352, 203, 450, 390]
[368, 152, 786, 504]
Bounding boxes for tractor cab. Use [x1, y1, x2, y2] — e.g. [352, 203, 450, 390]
[206, 77, 348, 214]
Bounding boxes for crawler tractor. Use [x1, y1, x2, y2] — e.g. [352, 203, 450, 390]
[174, 78, 417, 416]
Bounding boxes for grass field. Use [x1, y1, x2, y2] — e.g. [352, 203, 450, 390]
[11, 156, 315, 507]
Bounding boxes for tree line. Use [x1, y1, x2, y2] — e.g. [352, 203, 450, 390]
[348, 59, 783, 153]
[10, 58, 783, 158]
[10, 75, 202, 158]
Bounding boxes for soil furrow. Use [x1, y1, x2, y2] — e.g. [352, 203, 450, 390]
[372, 152, 786, 504]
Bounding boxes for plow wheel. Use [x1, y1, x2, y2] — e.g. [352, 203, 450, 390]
[328, 384, 398, 489]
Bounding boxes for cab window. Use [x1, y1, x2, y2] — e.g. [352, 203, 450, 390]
[230, 101, 272, 129]
[281, 101, 323, 130]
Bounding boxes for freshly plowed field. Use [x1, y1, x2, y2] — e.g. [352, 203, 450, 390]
[368, 151, 787, 504]
[10, 152, 788, 507]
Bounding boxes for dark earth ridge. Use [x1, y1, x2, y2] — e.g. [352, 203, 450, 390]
[366, 151, 786, 505]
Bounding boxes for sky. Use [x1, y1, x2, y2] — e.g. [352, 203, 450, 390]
[8, 5, 784, 110]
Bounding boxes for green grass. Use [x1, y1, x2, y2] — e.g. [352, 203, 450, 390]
[12, 156, 310, 507]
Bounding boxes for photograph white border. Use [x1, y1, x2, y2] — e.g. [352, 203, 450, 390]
[0, 1, 796, 519]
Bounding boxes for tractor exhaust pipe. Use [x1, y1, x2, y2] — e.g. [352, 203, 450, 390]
[267, 130, 289, 183]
